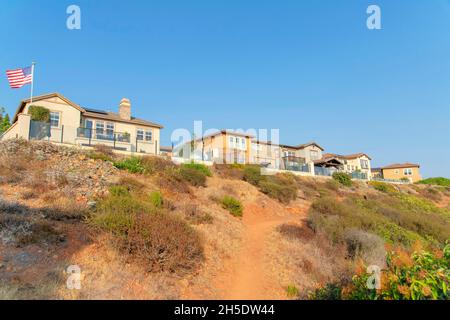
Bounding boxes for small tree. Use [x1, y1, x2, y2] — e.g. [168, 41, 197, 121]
[0, 107, 11, 134]
[28, 105, 50, 122]
[0, 114, 11, 133]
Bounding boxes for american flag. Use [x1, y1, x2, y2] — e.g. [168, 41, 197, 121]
[6, 66, 33, 89]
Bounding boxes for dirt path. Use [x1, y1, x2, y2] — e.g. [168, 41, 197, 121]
[216, 202, 307, 300]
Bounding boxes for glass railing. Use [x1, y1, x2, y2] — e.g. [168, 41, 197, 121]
[77, 127, 131, 143]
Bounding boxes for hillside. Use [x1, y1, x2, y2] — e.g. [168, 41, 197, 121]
[0, 140, 449, 300]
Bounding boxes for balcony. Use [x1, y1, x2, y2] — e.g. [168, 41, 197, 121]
[77, 127, 131, 143]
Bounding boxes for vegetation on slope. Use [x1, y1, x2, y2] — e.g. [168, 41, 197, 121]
[417, 177, 450, 187]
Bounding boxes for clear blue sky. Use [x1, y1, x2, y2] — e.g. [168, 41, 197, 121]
[1, 0, 449, 177]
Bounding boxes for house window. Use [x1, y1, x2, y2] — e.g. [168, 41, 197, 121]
[50, 112, 60, 127]
[137, 129, 144, 141]
[145, 130, 152, 142]
[360, 159, 369, 169]
[241, 138, 246, 149]
[229, 136, 234, 148]
[96, 121, 104, 135]
[106, 122, 114, 139]
[310, 150, 319, 160]
[404, 168, 413, 176]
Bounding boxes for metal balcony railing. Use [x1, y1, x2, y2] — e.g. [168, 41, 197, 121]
[77, 127, 131, 143]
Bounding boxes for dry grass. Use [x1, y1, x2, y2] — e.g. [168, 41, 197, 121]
[267, 223, 351, 298]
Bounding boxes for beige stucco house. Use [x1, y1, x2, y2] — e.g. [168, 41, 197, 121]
[379, 163, 422, 183]
[321, 153, 372, 179]
[1, 93, 163, 155]
[176, 130, 253, 164]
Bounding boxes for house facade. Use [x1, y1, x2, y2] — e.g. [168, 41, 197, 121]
[379, 163, 422, 183]
[319, 153, 372, 179]
[1, 93, 163, 155]
[275, 142, 323, 173]
[175, 130, 253, 164]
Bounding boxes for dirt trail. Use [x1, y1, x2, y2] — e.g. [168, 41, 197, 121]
[216, 202, 308, 300]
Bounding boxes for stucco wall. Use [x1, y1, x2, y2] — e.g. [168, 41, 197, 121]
[382, 167, 422, 182]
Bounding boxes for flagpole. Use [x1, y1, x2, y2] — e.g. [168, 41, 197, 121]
[30, 62, 35, 103]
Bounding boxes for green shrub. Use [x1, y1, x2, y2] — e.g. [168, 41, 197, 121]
[28, 105, 50, 122]
[149, 191, 163, 208]
[332, 172, 352, 187]
[309, 192, 450, 249]
[221, 196, 243, 217]
[286, 285, 300, 298]
[417, 177, 450, 187]
[182, 162, 212, 177]
[349, 244, 450, 300]
[114, 157, 145, 173]
[309, 283, 343, 300]
[243, 166, 264, 186]
[259, 178, 298, 204]
[109, 185, 130, 197]
[179, 166, 207, 187]
[368, 181, 398, 193]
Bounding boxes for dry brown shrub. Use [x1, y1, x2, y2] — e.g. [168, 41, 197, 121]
[157, 168, 191, 194]
[277, 223, 315, 241]
[213, 164, 244, 180]
[123, 213, 204, 274]
[183, 204, 213, 225]
[92, 144, 115, 157]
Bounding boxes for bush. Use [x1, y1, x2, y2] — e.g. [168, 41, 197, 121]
[89, 192, 204, 274]
[109, 185, 130, 197]
[286, 285, 299, 298]
[259, 178, 298, 204]
[28, 105, 50, 122]
[332, 172, 352, 187]
[243, 166, 264, 186]
[158, 167, 191, 193]
[213, 164, 245, 180]
[87, 145, 114, 162]
[87, 151, 113, 162]
[139, 156, 176, 174]
[149, 191, 163, 208]
[309, 283, 343, 300]
[368, 181, 398, 193]
[182, 163, 212, 177]
[417, 177, 450, 187]
[114, 157, 145, 173]
[124, 213, 204, 274]
[184, 204, 213, 225]
[179, 166, 207, 187]
[221, 196, 243, 217]
[343, 229, 386, 265]
[347, 244, 450, 300]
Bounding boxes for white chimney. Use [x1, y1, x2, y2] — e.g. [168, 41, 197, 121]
[119, 98, 131, 120]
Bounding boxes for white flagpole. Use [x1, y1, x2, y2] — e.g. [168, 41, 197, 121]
[30, 62, 36, 103]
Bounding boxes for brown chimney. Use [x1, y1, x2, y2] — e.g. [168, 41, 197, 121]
[119, 98, 131, 120]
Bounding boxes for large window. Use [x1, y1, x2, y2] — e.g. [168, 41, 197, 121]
[360, 159, 369, 169]
[137, 129, 144, 141]
[404, 168, 413, 176]
[50, 112, 60, 128]
[106, 122, 114, 139]
[145, 130, 152, 142]
[96, 121, 104, 134]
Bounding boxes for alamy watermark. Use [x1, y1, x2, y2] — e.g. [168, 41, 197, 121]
[66, 265, 82, 290]
[367, 5, 381, 30]
[66, 5, 81, 30]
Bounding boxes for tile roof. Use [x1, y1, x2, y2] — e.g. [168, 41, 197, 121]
[381, 163, 420, 169]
